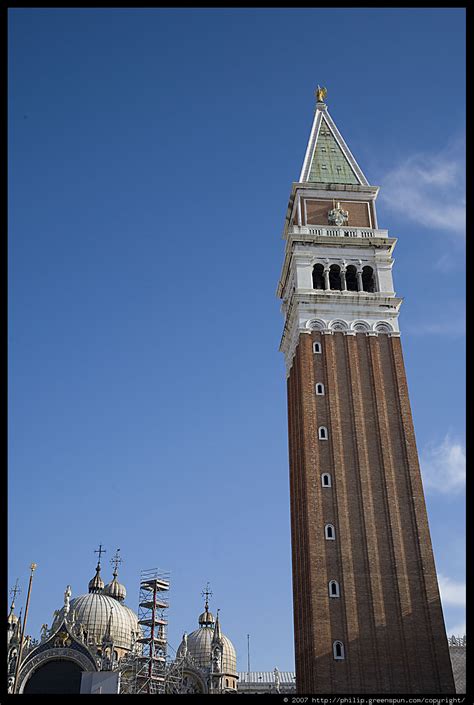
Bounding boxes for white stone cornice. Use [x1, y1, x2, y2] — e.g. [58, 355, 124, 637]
[280, 304, 400, 373]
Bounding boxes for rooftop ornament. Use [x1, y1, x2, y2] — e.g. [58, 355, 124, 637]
[315, 85, 327, 103]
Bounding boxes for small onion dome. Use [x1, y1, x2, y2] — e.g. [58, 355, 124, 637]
[198, 608, 215, 627]
[103, 575, 127, 603]
[8, 609, 19, 627]
[88, 562, 104, 594]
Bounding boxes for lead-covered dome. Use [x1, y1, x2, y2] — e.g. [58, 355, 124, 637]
[52, 592, 140, 650]
[88, 562, 105, 593]
[51, 557, 140, 652]
[176, 603, 236, 674]
[177, 627, 237, 673]
[103, 576, 127, 603]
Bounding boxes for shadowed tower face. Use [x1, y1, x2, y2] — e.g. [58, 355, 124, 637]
[276, 89, 455, 694]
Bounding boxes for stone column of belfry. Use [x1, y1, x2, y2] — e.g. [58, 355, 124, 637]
[277, 90, 455, 694]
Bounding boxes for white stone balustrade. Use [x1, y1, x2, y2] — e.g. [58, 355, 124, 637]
[289, 225, 389, 239]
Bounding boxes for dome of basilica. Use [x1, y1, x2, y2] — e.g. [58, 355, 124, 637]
[51, 560, 140, 652]
[52, 593, 140, 651]
[176, 604, 237, 674]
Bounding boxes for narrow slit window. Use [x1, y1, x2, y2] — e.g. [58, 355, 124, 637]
[329, 580, 340, 597]
[325, 524, 335, 540]
[333, 641, 345, 660]
[313, 342, 322, 354]
[316, 383, 325, 395]
[318, 426, 328, 440]
[321, 473, 331, 487]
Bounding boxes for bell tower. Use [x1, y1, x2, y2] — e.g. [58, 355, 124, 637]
[277, 88, 455, 694]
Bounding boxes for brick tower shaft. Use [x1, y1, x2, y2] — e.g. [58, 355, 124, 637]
[278, 90, 455, 694]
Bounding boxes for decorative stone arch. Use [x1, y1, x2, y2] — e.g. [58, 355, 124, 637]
[18, 647, 97, 693]
[329, 319, 349, 332]
[179, 666, 208, 694]
[306, 318, 327, 331]
[351, 320, 370, 332]
[374, 321, 393, 334]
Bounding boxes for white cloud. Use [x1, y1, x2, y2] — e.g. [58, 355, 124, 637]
[380, 137, 465, 236]
[437, 574, 466, 608]
[420, 435, 465, 494]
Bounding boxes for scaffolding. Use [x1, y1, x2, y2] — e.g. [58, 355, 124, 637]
[118, 568, 184, 694]
[133, 569, 170, 694]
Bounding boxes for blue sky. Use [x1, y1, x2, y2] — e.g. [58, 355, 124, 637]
[8, 8, 465, 672]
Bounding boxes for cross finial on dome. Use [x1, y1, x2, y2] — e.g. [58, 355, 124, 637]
[111, 548, 122, 578]
[94, 543, 106, 567]
[9, 579, 21, 611]
[202, 582, 213, 612]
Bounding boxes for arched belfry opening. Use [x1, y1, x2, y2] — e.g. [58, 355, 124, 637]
[362, 266, 376, 292]
[345, 265, 358, 291]
[312, 263, 325, 290]
[329, 264, 342, 290]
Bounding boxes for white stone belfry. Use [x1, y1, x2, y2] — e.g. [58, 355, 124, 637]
[277, 94, 401, 373]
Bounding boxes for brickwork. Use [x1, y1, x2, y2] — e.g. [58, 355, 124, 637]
[286, 332, 455, 694]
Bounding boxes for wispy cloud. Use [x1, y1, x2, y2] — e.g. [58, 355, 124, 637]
[405, 318, 465, 337]
[437, 574, 466, 608]
[380, 136, 465, 236]
[420, 434, 465, 494]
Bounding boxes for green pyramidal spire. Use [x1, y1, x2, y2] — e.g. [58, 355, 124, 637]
[299, 89, 369, 186]
[308, 116, 360, 184]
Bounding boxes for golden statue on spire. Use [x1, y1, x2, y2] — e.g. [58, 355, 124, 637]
[315, 85, 327, 103]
